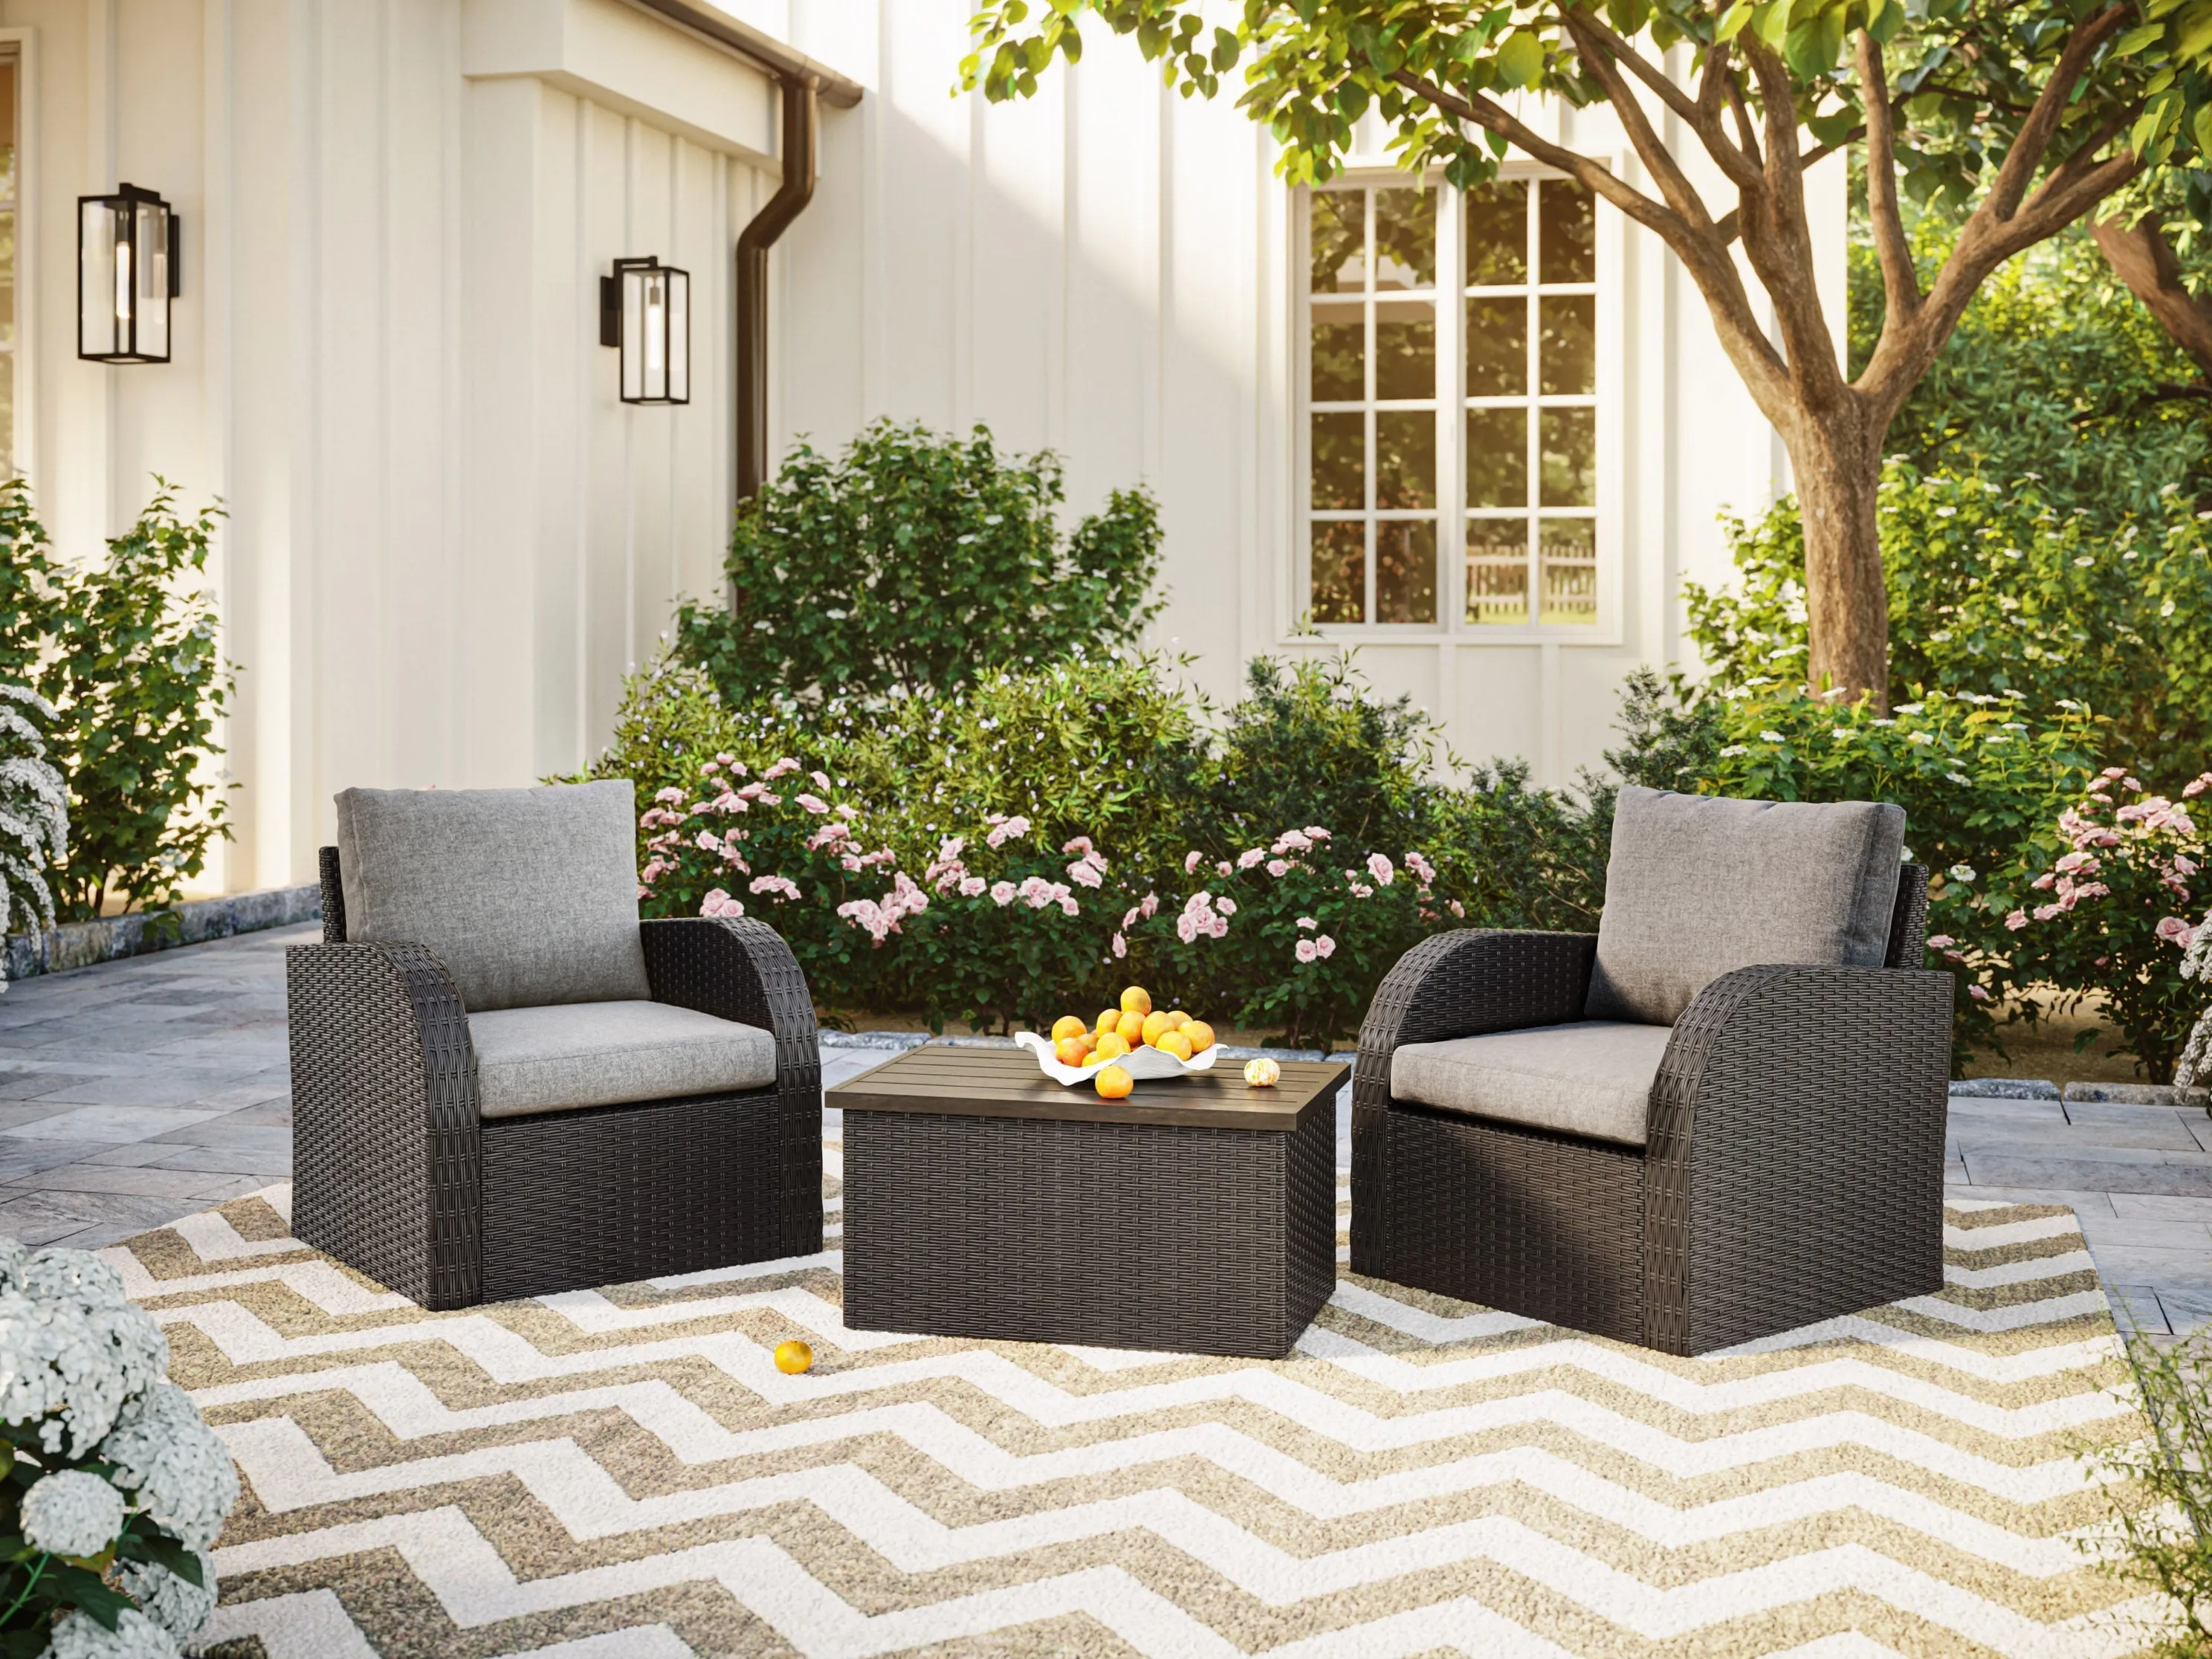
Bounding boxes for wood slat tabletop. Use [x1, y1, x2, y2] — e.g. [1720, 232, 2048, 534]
[828, 1045, 1349, 1132]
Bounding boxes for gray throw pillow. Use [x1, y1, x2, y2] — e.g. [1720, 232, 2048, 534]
[1585, 786, 1906, 1026]
[334, 780, 652, 1012]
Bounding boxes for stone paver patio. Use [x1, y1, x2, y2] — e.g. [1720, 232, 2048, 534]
[4, 925, 2208, 1332]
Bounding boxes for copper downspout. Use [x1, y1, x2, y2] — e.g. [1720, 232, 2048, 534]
[737, 74, 819, 510]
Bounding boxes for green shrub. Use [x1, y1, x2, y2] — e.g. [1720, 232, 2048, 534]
[0, 683, 66, 957]
[0, 480, 230, 922]
[1689, 462, 2212, 783]
[676, 420, 1164, 707]
[2086, 1327, 2212, 1655]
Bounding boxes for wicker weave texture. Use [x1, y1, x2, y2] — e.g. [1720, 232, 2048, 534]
[844, 1101, 1336, 1359]
[287, 852, 821, 1308]
[1350, 929, 1596, 1279]
[1352, 867, 1951, 1356]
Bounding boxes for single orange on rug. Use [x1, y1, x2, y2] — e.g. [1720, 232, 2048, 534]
[1095, 1064, 1134, 1099]
[773, 1339, 814, 1374]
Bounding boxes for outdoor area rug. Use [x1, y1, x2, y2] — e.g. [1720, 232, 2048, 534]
[106, 1138, 2176, 1658]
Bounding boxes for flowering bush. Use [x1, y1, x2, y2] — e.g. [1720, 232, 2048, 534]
[1134, 831, 1466, 1048]
[0, 683, 68, 981]
[0, 1241, 238, 1657]
[2005, 771, 2212, 1081]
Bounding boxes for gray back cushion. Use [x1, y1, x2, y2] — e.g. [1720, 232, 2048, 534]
[1586, 786, 1906, 1026]
[334, 780, 651, 1012]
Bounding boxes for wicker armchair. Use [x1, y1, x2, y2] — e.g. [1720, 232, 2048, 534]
[286, 783, 820, 1309]
[1351, 789, 1953, 1356]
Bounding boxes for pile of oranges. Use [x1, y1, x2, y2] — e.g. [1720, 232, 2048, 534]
[1047, 986, 1215, 1099]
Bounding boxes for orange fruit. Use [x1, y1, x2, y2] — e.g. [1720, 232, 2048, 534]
[1051, 1015, 1087, 1043]
[1139, 1010, 1171, 1047]
[1082, 1050, 1106, 1068]
[1054, 1036, 1088, 1067]
[773, 1339, 814, 1374]
[1165, 1010, 1191, 1029]
[1184, 1020, 1215, 1053]
[1096, 1009, 1120, 1036]
[1157, 1029, 1194, 1061]
[1115, 1010, 1145, 1046]
[1095, 1032, 1130, 1061]
[1119, 986, 1153, 1016]
[1095, 1064, 1134, 1099]
[1244, 1058, 1280, 1087]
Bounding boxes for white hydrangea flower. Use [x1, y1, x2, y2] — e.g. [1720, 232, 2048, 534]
[0, 1290, 166, 1456]
[116, 1550, 218, 1642]
[0, 1232, 28, 1291]
[19, 1248, 130, 1313]
[19, 1469, 126, 1558]
[43, 1605, 180, 1659]
[98, 1382, 239, 1551]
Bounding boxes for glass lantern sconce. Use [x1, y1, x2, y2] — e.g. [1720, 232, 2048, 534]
[79, 184, 180, 364]
[599, 256, 689, 405]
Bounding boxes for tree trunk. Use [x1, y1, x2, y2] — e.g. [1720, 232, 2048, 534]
[2091, 215, 2212, 383]
[1787, 407, 1890, 711]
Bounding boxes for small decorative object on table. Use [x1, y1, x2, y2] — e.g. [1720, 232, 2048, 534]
[1021, 984, 1221, 1096]
[0, 1241, 240, 1658]
[1244, 1058, 1281, 1087]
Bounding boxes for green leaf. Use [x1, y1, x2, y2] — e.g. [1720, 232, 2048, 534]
[2193, 101, 2212, 156]
[1336, 77, 1370, 120]
[1754, 1, 1791, 48]
[2177, 1, 2212, 59]
[1493, 30, 1545, 88]
[2115, 22, 2167, 55]
[1715, 1, 1756, 41]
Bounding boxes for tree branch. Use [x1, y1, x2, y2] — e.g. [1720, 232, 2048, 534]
[1982, 3, 2132, 221]
[1566, 10, 1763, 192]
[2091, 214, 2212, 381]
[1555, 13, 1728, 227]
[1857, 30, 1921, 332]
[1388, 67, 1795, 409]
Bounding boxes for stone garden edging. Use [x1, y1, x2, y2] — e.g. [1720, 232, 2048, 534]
[2, 883, 321, 984]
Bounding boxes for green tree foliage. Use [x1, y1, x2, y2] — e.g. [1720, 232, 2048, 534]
[0, 481, 230, 922]
[677, 421, 1163, 707]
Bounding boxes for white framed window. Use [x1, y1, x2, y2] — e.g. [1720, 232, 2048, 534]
[1296, 166, 1617, 638]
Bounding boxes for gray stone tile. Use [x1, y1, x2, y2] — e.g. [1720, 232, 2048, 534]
[2157, 1285, 2212, 1336]
[2062, 1099, 2203, 1128]
[1, 1105, 232, 1145]
[1944, 1097, 2068, 1124]
[16, 1162, 236, 1200]
[2083, 1245, 2212, 1288]
[2113, 1194, 2212, 1222]
[2108, 1287, 2172, 1336]
[184, 1177, 267, 1203]
[2072, 1213, 2212, 1251]
[1952, 1118, 2206, 1153]
[2190, 1116, 2212, 1157]
[1944, 1183, 2118, 1215]
[0, 1141, 135, 1183]
[0, 1189, 191, 1238]
[145, 1118, 288, 1153]
[26, 1069, 257, 1108]
[213, 1099, 291, 1126]
[0, 1103, 76, 1131]
[149, 1145, 293, 1177]
[1959, 1154, 2212, 1197]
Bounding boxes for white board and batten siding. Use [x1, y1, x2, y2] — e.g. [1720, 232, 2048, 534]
[5, 0, 1839, 893]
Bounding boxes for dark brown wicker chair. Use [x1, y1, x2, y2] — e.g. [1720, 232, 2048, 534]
[287, 844, 821, 1310]
[1351, 864, 1952, 1356]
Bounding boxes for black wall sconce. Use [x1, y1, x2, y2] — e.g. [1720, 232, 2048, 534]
[79, 183, 179, 364]
[599, 256, 689, 405]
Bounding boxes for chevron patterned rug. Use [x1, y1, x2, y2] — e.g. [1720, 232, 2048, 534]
[106, 1131, 2174, 1659]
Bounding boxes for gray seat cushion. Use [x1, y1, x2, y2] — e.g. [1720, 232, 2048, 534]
[1586, 786, 1906, 1026]
[1391, 1021, 1672, 1147]
[468, 1000, 778, 1119]
[334, 780, 651, 1012]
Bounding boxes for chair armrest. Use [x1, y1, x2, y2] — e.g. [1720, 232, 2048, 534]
[285, 940, 482, 1309]
[640, 916, 823, 1257]
[1643, 963, 1953, 1353]
[1349, 928, 1595, 1275]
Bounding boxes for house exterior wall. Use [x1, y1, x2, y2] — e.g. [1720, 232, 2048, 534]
[4, 0, 1840, 896]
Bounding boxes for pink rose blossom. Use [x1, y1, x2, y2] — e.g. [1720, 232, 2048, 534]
[1296, 916, 1318, 930]
[1273, 830, 1313, 854]
[700, 888, 746, 919]
[1216, 861, 1233, 877]
[695, 830, 720, 852]
[796, 794, 830, 815]
[1111, 931, 1128, 959]
[1238, 847, 1267, 870]
[2186, 776, 2211, 798]
[1176, 913, 1199, 944]
[2004, 911, 2028, 931]
[654, 786, 686, 806]
[1314, 935, 1335, 958]
[1295, 939, 1319, 964]
[1063, 835, 1095, 856]
[1139, 893, 1159, 919]
[1305, 827, 1331, 841]
[2031, 873, 2056, 890]
[990, 881, 1017, 907]
[2157, 916, 2198, 946]
[1406, 851, 1437, 885]
[1967, 984, 1990, 1001]
[1067, 860, 1104, 888]
[960, 876, 989, 898]
[763, 757, 801, 780]
[749, 875, 801, 901]
[1185, 850, 1203, 874]
[1448, 900, 1464, 917]
[1216, 898, 1238, 916]
[2032, 903, 2063, 922]
[1367, 852, 1396, 886]
[1207, 914, 1229, 938]
[1926, 935, 1956, 949]
[811, 770, 832, 790]
[1267, 859, 1290, 878]
[806, 822, 851, 850]
[984, 814, 1032, 849]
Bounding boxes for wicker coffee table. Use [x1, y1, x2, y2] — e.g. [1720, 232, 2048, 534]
[831, 1046, 1349, 1358]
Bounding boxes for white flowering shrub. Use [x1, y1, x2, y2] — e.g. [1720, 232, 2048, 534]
[0, 682, 67, 986]
[0, 1240, 239, 1656]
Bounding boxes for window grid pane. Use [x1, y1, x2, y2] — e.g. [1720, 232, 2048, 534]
[1304, 172, 1595, 635]
[1307, 182, 1438, 626]
[1462, 175, 1597, 629]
